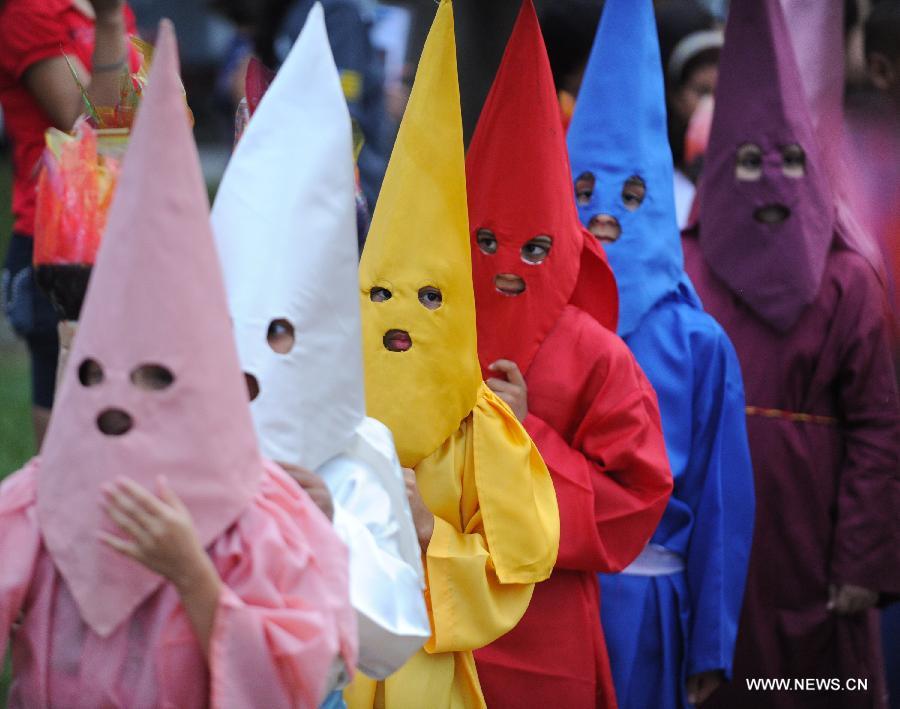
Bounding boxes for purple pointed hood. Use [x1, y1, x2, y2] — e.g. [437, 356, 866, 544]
[698, 0, 834, 331]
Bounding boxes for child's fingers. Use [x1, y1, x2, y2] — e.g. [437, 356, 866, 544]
[103, 500, 153, 547]
[489, 359, 526, 385]
[486, 378, 515, 394]
[104, 485, 161, 537]
[116, 477, 168, 516]
[155, 475, 187, 514]
[97, 530, 142, 560]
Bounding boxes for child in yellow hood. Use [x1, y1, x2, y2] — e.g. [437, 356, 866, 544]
[344, 2, 560, 708]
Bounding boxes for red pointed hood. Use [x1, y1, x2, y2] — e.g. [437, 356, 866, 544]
[466, 0, 617, 377]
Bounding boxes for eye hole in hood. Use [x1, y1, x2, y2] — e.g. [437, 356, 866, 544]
[266, 319, 295, 354]
[130, 364, 175, 391]
[79, 359, 104, 387]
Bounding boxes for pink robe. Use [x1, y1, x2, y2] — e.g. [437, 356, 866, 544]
[0, 459, 356, 709]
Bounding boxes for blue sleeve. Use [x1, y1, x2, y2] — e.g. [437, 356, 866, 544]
[683, 322, 755, 680]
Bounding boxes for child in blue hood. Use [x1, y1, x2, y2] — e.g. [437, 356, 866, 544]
[566, 0, 755, 706]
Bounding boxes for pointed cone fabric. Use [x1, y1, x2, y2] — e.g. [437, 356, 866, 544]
[779, 0, 844, 179]
[359, 0, 481, 468]
[697, 0, 833, 331]
[37, 21, 261, 637]
[567, 0, 685, 337]
[212, 4, 364, 472]
[779, 0, 886, 279]
[467, 0, 617, 375]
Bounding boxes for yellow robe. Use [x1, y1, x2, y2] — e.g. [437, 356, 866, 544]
[345, 385, 558, 708]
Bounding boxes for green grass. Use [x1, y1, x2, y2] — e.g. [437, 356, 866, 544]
[0, 151, 34, 480]
[0, 345, 33, 477]
[0, 149, 31, 706]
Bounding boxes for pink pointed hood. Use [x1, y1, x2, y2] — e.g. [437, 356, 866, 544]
[37, 20, 262, 637]
[697, 0, 834, 332]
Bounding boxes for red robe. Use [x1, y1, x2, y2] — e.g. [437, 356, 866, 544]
[474, 304, 672, 708]
[684, 231, 900, 709]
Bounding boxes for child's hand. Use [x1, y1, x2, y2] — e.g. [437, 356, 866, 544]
[686, 670, 724, 705]
[279, 462, 334, 521]
[403, 468, 434, 553]
[99, 476, 210, 591]
[827, 583, 878, 614]
[487, 359, 529, 422]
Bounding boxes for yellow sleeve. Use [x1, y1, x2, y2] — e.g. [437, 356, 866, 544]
[417, 383, 560, 654]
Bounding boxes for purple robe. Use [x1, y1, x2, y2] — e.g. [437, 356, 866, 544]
[683, 229, 900, 709]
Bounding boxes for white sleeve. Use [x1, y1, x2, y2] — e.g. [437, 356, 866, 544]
[317, 418, 430, 679]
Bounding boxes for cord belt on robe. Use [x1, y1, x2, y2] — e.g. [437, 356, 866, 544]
[745, 406, 838, 426]
[621, 544, 686, 576]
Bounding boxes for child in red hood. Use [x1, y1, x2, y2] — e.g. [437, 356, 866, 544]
[467, 3, 673, 707]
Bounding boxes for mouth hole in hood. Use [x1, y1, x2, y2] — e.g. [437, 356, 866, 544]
[97, 408, 133, 436]
[383, 329, 412, 352]
[588, 214, 621, 243]
[494, 274, 526, 296]
[753, 204, 791, 225]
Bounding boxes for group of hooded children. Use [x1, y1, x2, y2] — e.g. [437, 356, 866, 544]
[1, 0, 897, 706]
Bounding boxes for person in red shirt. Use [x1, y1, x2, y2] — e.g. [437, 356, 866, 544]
[467, 3, 673, 707]
[0, 0, 138, 446]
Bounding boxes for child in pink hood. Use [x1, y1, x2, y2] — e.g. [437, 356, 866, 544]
[0, 19, 356, 709]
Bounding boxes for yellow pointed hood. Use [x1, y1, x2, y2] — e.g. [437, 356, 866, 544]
[360, 0, 481, 468]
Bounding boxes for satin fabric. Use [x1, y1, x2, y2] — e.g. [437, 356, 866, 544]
[467, 0, 617, 378]
[566, 0, 684, 338]
[212, 4, 364, 473]
[684, 231, 900, 709]
[567, 2, 755, 707]
[36, 21, 260, 638]
[359, 0, 481, 469]
[696, 0, 833, 332]
[463, 3, 670, 707]
[600, 286, 756, 709]
[320, 418, 430, 679]
[351, 3, 559, 706]
[346, 384, 559, 708]
[1, 460, 354, 708]
[474, 305, 673, 709]
[211, 5, 429, 680]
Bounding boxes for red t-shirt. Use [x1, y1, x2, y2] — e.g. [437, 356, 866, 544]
[0, 0, 137, 236]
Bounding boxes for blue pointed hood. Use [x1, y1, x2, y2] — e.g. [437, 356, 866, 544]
[567, 0, 687, 336]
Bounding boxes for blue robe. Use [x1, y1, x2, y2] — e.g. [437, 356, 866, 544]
[566, 0, 756, 705]
[599, 282, 755, 709]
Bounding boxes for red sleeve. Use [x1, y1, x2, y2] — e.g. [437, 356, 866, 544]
[0, 1, 76, 80]
[524, 341, 672, 573]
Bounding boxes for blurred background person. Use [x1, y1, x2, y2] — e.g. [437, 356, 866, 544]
[656, 0, 722, 227]
[257, 0, 391, 212]
[0, 0, 139, 447]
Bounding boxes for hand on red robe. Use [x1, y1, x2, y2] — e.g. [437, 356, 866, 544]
[486, 359, 528, 422]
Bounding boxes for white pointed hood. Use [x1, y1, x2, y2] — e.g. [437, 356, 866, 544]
[212, 4, 363, 472]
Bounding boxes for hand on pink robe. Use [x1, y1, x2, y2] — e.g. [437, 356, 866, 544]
[0, 459, 356, 709]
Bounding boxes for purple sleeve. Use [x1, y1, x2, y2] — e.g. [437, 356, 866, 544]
[829, 257, 900, 596]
